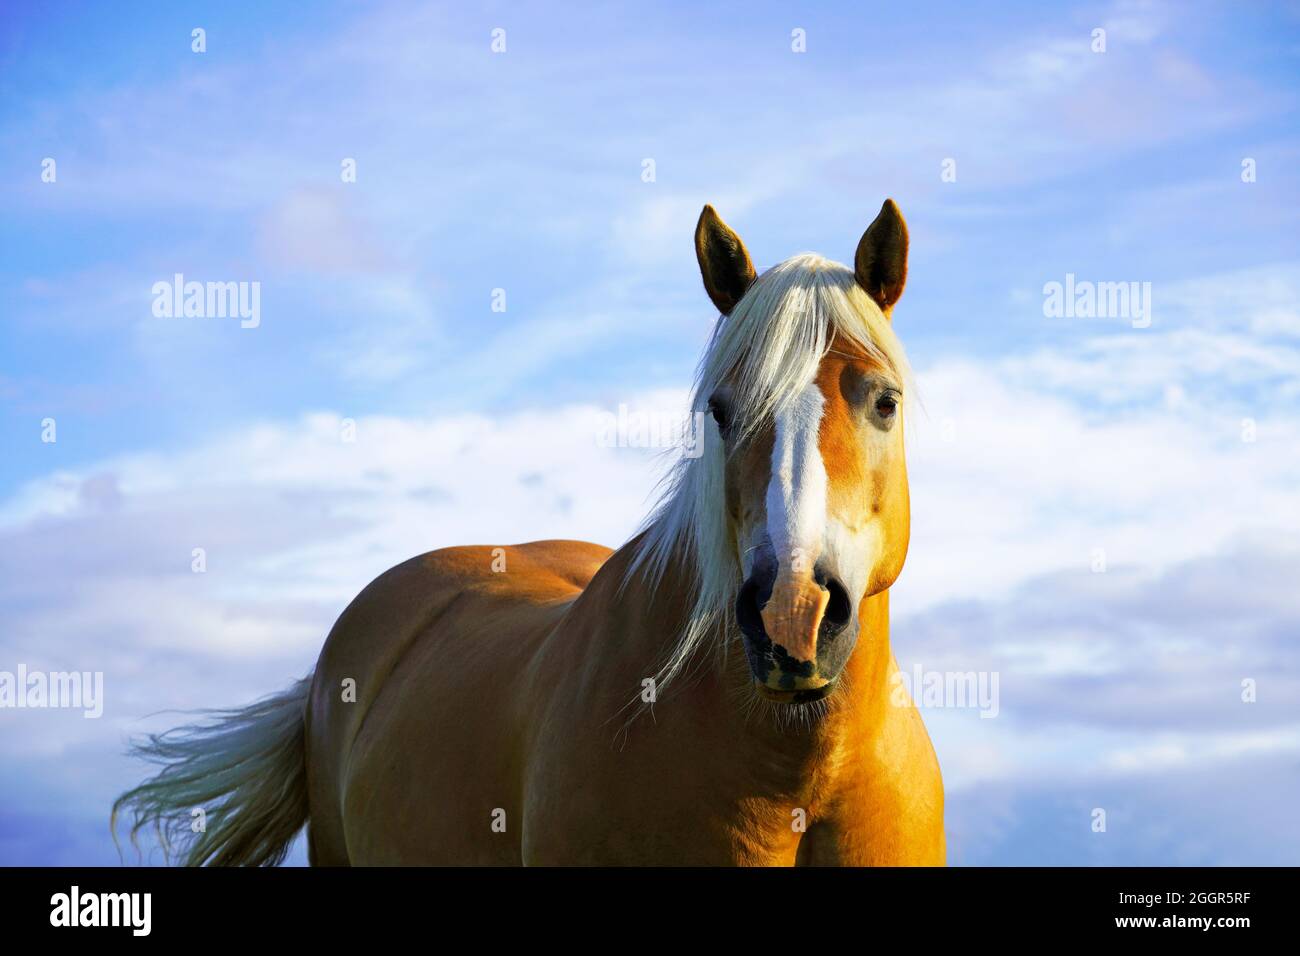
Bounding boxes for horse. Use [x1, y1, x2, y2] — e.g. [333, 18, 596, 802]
[113, 199, 945, 866]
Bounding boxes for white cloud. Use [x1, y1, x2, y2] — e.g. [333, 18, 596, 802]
[0, 393, 693, 680]
[895, 264, 1300, 616]
[255, 188, 392, 274]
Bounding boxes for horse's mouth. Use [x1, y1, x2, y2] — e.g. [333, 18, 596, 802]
[755, 680, 837, 705]
[737, 574, 845, 704]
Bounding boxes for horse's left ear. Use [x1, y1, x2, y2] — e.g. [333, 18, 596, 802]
[854, 199, 908, 315]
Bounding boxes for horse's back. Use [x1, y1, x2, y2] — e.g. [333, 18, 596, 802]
[304, 539, 613, 865]
[407, 538, 614, 599]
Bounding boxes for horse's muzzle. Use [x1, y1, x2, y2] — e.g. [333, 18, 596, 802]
[736, 546, 855, 701]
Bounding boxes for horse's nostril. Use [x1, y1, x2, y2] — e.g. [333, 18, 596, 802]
[820, 576, 852, 638]
[736, 577, 766, 634]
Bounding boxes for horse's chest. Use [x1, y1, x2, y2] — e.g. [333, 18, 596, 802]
[520, 720, 858, 865]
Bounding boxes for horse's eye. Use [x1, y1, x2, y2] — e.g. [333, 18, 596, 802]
[707, 392, 732, 433]
[708, 400, 729, 430]
[875, 393, 898, 418]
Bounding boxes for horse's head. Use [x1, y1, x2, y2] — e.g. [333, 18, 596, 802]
[692, 201, 911, 704]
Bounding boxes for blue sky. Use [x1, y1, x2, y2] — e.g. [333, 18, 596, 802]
[1, 0, 1299, 865]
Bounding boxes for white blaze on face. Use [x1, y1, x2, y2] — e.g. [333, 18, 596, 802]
[765, 383, 828, 576]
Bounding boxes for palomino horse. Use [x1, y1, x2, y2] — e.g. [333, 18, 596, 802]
[114, 199, 944, 865]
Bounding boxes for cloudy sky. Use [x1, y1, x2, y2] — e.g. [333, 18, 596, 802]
[1, 0, 1298, 865]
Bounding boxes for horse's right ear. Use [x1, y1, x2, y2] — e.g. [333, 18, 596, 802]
[695, 205, 756, 316]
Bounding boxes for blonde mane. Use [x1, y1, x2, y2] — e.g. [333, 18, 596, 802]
[624, 253, 912, 694]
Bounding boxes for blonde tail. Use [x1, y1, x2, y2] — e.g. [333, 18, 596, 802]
[112, 676, 311, 866]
